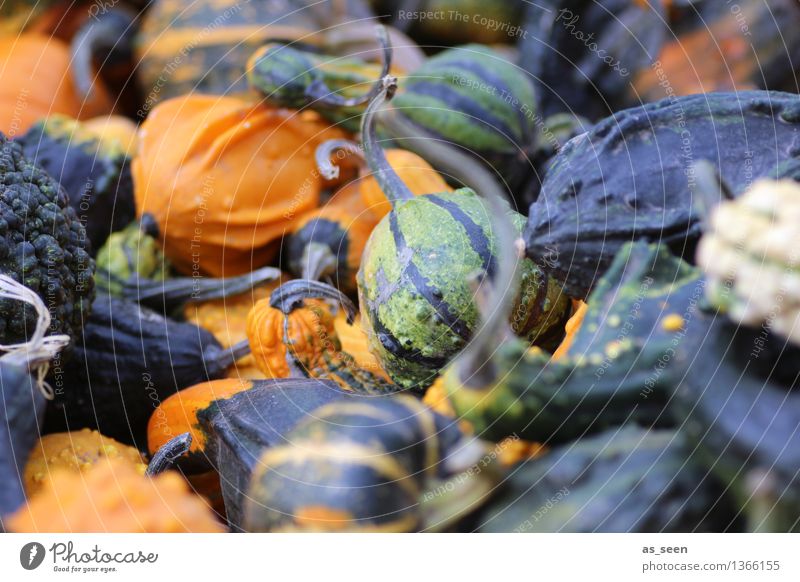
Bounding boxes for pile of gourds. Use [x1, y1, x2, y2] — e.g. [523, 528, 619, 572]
[1, 0, 800, 534]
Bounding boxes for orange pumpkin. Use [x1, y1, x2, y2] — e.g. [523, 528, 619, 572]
[24, 429, 147, 498]
[133, 96, 348, 277]
[7, 459, 224, 532]
[0, 34, 111, 136]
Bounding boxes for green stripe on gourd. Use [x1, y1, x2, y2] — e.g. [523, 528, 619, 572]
[357, 75, 569, 389]
[392, 45, 536, 154]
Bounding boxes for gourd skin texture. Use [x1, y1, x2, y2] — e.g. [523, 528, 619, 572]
[0, 133, 95, 345]
[244, 395, 467, 532]
[197, 379, 354, 529]
[525, 90, 800, 299]
[133, 95, 347, 277]
[445, 242, 703, 444]
[358, 188, 568, 389]
[24, 429, 147, 497]
[17, 115, 136, 252]
[474, 427, 738, 533]
[0, 362, 42, 522]
[0, 34, 111, 136]
[7, 459, 224, 533]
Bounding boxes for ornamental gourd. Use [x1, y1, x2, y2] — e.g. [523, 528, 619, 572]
[239, 395, 491, 532]
[525, 90, 800, 299]
[0, 34, 111, 136]
[17, 114, 136, 251]
[132, 95, 348, 277]
[356, 76, 569, 389]
[6, 459, 224, 533]
[133, 0, 376, 106]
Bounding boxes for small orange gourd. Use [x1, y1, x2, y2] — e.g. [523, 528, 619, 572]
[7, 459, 224, 533]
[133, 96, 348, 277]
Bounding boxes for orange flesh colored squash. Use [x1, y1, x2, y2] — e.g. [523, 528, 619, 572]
[7, 459, 224, 533]
[148, 378, 255, 459]
[133, 96, 349, 277]
[0, 34, 112, 136]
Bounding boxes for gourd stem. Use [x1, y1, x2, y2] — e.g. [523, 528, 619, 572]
[302, 243, 339, 282]
[307, 25, 393, 109]
[214, 340, 253, 370]
[270, 279, 358, 324]
[361, 75, 416, 204]
[70, 7, 136, 99]
[691, 160, 735, 231]
[380, 110, 513, 205]
[315, 139, 364, 181]
[127, 266, 283, 309]
[146, 433, 192, 476]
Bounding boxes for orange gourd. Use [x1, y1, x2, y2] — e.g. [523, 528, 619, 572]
[24, 429, 147, 498]
[7, 459, 224, 532]
[0, 34, 111, 136]
[133, 95, 348, 277]
[184, 280, 286, 379]
[333, 311, 389, 381]
[246, 298, 338, 379]
[148, 378, 255, 462]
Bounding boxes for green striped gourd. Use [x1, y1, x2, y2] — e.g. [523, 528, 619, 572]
[357, 76, 569, 389]
[247, 43, 388, 133]
[244, 395, 492, 532]
[247, 37, 539, 195]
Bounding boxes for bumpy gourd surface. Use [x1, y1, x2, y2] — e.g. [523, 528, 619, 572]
[0, 133, 95, 343]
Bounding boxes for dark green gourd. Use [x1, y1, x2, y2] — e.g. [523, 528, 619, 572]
[96, 216, 282, 310]
[242, 395, 491, 532]
[472, 427, 740, 533]
[17, 115, 136, 253]
[445, 241, 704, 444]
[196, 379, 361, 530]
[357, 76, 569, 389]
[45, 296, 249, 448]
[673, 318, 800, 532]
[525, 91, 800, 299]
[0, 362, 43, 523]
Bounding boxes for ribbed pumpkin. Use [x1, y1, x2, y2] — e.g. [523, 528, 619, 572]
[24, 429, 147, 497]
[7, 459, 224, 532]
[132, 95, 347, 277]
[247, 297, 339, 379]
[0, 34, 112, 136]
[357, 77, 570, 388]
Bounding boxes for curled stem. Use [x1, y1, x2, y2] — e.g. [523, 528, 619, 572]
[315, 139, 364, 181]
